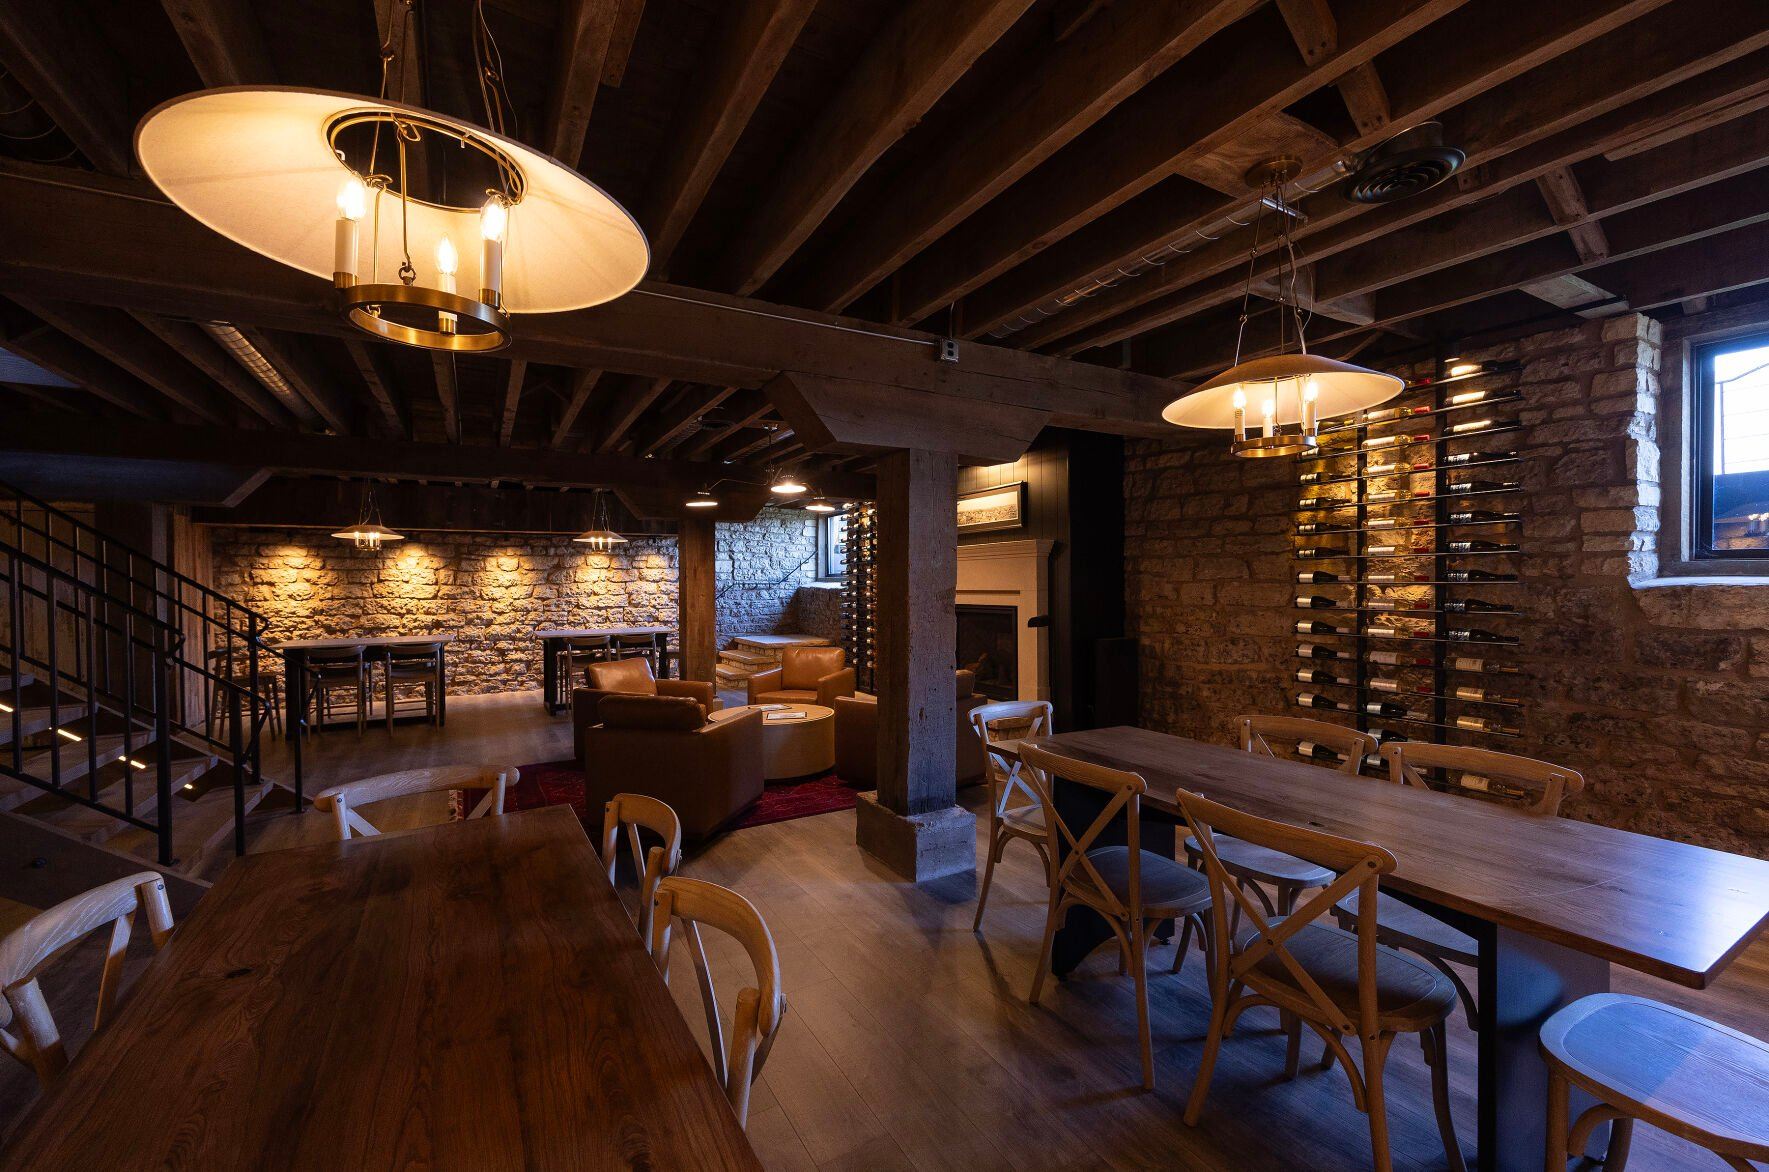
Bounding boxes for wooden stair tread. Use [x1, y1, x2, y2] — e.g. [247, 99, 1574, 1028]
[24, 753, 219, 843]
[0, 702, 90, 744]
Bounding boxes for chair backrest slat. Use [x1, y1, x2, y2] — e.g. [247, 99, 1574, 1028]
[600, 793, 683, 944]
[313, 764, 518, 839]
[970, 700, 1054, 816]
[1238, 715, 1377, 775]
[1382, 741, 1583, 816]
[649, 877, 784, 1129]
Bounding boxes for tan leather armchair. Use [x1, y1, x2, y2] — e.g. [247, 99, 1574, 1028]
[573, 657, 721, 761]
[579, 695, 764, 839]
[747, 645, 854, 707]
[833, 670, 988, 788]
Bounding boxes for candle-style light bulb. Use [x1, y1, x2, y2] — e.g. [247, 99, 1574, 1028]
[1262, 395, 1276, 438]
[435, 235, 459, 334]
[334, 177, 366, 288]
[1301, 378, 1319, 435]
[479, 196, 506, 307]
[1231, 387, 1247, 441]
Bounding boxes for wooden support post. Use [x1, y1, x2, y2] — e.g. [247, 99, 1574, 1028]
[678, 515, 717, 684]
[855, 448, 974, 882]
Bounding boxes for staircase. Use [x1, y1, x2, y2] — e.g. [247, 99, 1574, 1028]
[0, 482, 300, 877]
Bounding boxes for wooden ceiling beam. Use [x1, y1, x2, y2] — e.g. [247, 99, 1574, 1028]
[767, 371, 1047, 463]
[590, 376, 672, 453]
[795, 0, 1260, 313]
[633, 385, 738, 457]
[550, 368, 602, 448]
[345, 340, 410, 439]
[990, 0, 1678, 350]
[1048, 5, 1769, 353]
[1535, 167, 1611, 265]
[0, 324, 168, 421]
[601, 0, 648, 87]
[498, 359, 528, 447]
[715, 0, 1033, 296]
[0, 410, 874, 500]
[678, 390, 774, 459]
[1273, 0, 1391, 137]
[1583, 219, 1769, 312]
[241, 328, 354, 434]
[429, 353, 461, 444]
[0, 0, 132, 174]
[641, 0, 818, 271]
[131, 312, 293, 426]
[197, 477, 674, 536]
[376, 0, 424, 106]
[159, 0, 276, 86]
[15, 300, 235, 425]
[543, 0, 623, 168]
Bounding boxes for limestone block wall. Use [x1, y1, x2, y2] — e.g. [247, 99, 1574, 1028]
[208, 507, 819, 695]
[1125, 311, 1768, 856]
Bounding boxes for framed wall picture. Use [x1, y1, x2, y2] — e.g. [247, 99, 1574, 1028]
[957, 482, 1026, 534]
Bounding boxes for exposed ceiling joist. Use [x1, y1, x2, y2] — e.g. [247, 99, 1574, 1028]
[1535, 166, 1612, 264]
[634, 385, 737, 457]
[15, 299, 234, 425]
[544, 0, 623, 167]
[131, 312, 292, 426]
[429, 352, 461, 444]
[0, 323, 168, 421]
[591, 376, 673, 453]
[242, 327, 353, 433]
[0, 0, 133, 174]
[159, 0, 275, 86]
[550, 367, 601, 448]
[345, 340, 410, 439]
[499, 359, 528, 447]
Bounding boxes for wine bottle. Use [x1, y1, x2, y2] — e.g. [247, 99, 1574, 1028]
[1295, 740, 1345, 762]
[1447, 539, 1517, 553]
[1459, 773, 1530, 800]
[1365, 599, 1409, 611]
[1447, 628, 1518, 644]
[1298, 495, 1339, 509]
[1364, 490, 1401, 504]
[1363, 433, 1432, 449]
[1296, 643, 1343, 660]
[1296, 668, 1346, 685]
[1297, 547, 1346, 559]
[1367, 517, 1399, 529]
[1366, 543, 1406, 556]
[1368, 650, 1431, 667]
[1297, 570, 1340, 584]
[1365, 460, 1405, 476]
[1296, 692, 1344, 711]
[1442, 598, 1508, 613]
[1454, 714, 1518, 735]
[1296, 522, 1326, 534]
[1448, 510, 1520, 524]
[1441, 450, 1508, 466]
[1296, 595, 1338, 609]
[1365, 626, 1401, 638]
[1452, 685, 1515, 703]
[1296, 619, 1346, 635]
[1363, 699, 1408, 717]
[1448, 418, 1504, 434]
[1367, 677, 1402, 693]
[1443, 479, 1519, 494]
[1444, 568, 1517, 582]
[1447, 389, 1489, 406]
[1299, 470, 1325, 484]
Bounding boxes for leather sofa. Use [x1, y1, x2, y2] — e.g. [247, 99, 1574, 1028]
[572, 657, 721, 763]
[832, 670, 989, 789]
[747, 645, 855, 707]
[578, 694, 764, 839]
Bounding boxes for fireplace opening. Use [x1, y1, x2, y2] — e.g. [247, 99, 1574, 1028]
[957, 604, 1019, 701]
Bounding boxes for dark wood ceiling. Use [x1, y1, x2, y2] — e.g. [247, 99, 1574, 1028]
[1, 0, 1766, 489]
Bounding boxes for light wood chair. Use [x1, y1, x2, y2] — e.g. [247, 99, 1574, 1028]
[968, 699, 1054, 934]
[1541, 993, 1769, 1172]
[1178, 789, 1465, 1172]
[380, 643, 444, 731]
[600, 792, 683, 945]
[1333, 741, 1586, 1030]
[0, 872, 175, 1086]
[649, 876, 785, 1129]
[1183, 717, 1378, 945]
[304, 646, 368, 737]
[312, 764, 518, 839]
[1020, 742, 1213, 1092]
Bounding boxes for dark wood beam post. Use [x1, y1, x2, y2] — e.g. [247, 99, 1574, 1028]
[677, 516, 717, 684]
[855, 448, 973, 882]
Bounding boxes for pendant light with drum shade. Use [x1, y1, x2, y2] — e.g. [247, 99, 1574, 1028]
[133, 1, 648, 354]
[1162, 159, 1402, 457]
[332, 482, 404, 550]
[573, 490, 628, 551]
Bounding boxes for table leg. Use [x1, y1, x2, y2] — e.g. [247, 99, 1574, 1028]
[1047, 776, 1178, 975]
[542, 637, 561, 714]
[283, 650, 304, 740]
[435, 647, 447, 726]
[1476, 921, 1610, 1171]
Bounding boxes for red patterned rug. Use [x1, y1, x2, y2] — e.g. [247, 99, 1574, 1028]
[470, 758, 861, 832]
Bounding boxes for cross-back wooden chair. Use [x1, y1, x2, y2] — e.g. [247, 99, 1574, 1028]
[1178, 789, 1465, 1172]
[969, 699, 1054, 934]
[1020, 742, 1212, 1092]
[600, 793, 683, 945]
[313, 764, 519, 840]
[649, 876, 785, 1129]
[0, 872, 175, 1086]
[1333, 741, 1586, 1031]
[1185, 717, 1380, 943]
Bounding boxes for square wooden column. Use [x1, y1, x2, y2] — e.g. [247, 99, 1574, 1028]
[855, 448, 975, 881]
[677, 516, 717, 683]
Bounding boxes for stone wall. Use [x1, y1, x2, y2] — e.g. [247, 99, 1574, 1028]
[794, 582, 844, 644]
[208, 507, 818, 694]
[1125, 311, 1769, 856]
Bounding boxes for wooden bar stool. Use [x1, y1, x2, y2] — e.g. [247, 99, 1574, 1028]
[557, 635, 613, 707]
[380, 643, 444, 731]
[968, 699, 1054, 934]
[613, 632, 659, 674]
[304, 646, 367, 737]
[1541, 993, 1769, 1171]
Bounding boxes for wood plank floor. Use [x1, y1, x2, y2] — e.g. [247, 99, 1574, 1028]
[4, 690, 1765, 1170]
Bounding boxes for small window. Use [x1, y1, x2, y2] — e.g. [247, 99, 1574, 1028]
[818, 511, 849, 581]
[1694, 332, 1769, 559]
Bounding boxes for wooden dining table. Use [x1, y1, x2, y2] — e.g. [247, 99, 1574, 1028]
[271, 633, 455, 734]
[535, 624, 676, 713]
[1015, 726, 1769, 1172]
[0, 806, 762, 1171]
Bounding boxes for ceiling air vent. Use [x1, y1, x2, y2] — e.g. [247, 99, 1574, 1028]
[1342, 122, 1464, 204]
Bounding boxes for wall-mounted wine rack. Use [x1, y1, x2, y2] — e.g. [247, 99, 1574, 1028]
[1290, 359, 1526, 767]
[840, 502, 879, 693]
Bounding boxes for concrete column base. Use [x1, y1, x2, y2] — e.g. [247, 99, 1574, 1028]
[854, 792, 976, 882]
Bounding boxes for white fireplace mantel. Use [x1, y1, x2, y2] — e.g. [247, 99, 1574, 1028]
[956, 539, 1053, 702]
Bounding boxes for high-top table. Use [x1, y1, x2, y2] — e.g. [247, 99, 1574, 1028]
[271, 633, 454, 734]
[1015, 726, 1769, 1172]
[0, 806, 762, 1171]
[535, 625, 675, 713]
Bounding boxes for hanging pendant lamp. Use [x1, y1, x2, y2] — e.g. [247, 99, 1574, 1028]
[134, 2, 647, 354]
[573, 490, 628, 551]
[332, 482, 404, 550]
[1162, 159, 1401, 457]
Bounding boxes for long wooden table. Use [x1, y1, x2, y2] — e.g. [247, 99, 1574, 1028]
[0, 806, 762, 1171]
[272, 633, 455, 733]
[535, 625, 676, 713]
[1019, 727, 1769, 1172]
